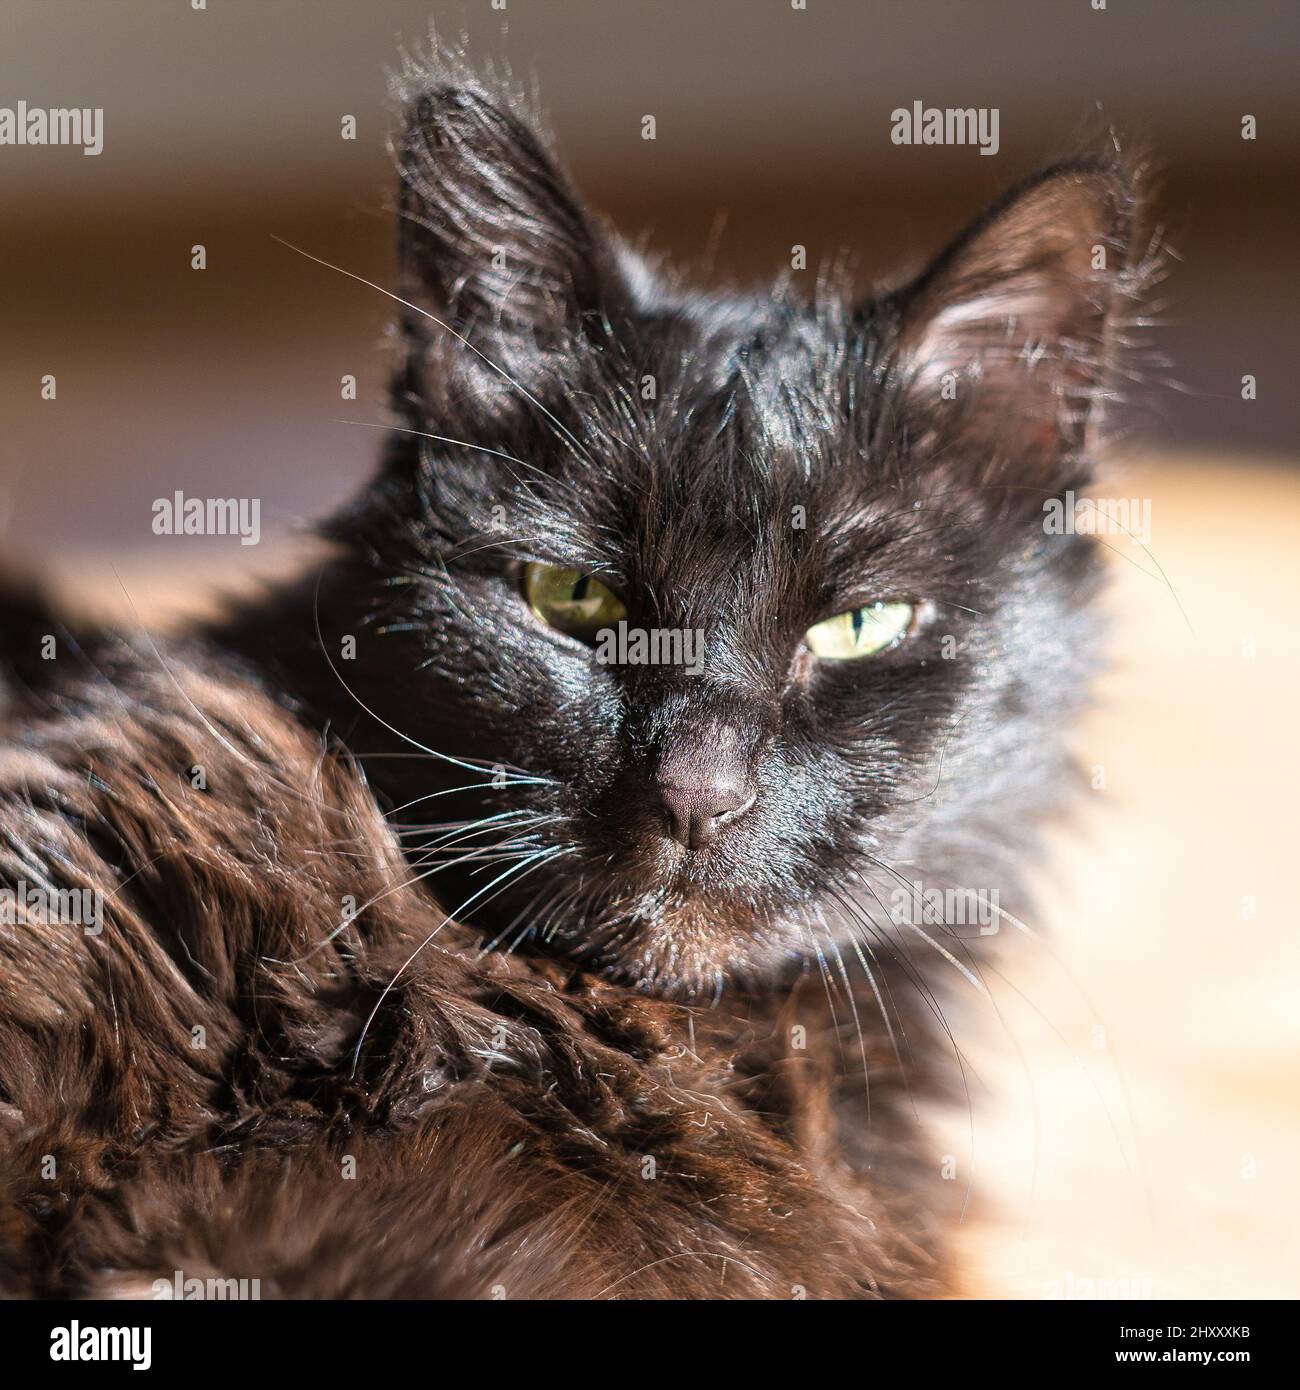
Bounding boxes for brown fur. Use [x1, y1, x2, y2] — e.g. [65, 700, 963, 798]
[0, 629, 942, 1298]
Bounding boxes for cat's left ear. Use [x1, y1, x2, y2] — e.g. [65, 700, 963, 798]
[392, 81, 620, 404]
[890, 158, 1141, 493]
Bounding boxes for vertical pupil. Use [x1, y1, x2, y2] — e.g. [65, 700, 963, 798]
[572, 575, 591, 602]
[851, 607, 866, 642]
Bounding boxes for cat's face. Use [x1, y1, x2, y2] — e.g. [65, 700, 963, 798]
[322, 82, 1141, 998]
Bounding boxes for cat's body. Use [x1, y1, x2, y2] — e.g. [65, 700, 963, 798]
[0, 623, 939, 1297]
[0, 58, 1146, 1298]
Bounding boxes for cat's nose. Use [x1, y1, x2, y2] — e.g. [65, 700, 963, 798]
[656, 779, 755, 850]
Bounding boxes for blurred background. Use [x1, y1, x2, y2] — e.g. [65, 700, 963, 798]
[1, 0, 1296, 1298]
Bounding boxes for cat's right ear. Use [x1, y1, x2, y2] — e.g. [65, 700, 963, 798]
[392, 82, 618, 405]
[885, 156, 1146, 502]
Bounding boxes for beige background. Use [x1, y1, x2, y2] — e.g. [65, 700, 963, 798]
[945, 455, 1300, 1300]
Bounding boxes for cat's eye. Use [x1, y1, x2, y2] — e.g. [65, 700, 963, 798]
[804, 602, 915, 660]
[523, 562, 627, 641]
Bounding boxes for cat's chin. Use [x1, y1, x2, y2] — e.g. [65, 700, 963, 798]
[553, 897, 810, 1001]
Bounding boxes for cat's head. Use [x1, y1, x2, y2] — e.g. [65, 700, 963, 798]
[318, 75, 1148, 998]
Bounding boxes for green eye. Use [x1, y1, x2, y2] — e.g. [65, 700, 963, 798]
[523, 562, 626, 641]
[804, 602, 914, 660]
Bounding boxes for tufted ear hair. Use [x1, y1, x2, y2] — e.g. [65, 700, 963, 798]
[889, 157, 1144, 500]
[392, 80, 621, 410]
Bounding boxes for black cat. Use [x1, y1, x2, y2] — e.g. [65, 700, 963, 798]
[0, 58, 1150, 1298]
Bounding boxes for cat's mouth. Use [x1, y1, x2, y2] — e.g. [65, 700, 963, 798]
[570, 902, 802, 997]
[422, 787, 816, 995]
[476, 859, 807, 997]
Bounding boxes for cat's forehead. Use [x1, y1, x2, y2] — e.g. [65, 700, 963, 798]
[570, 292, 884, 502]
[521, 306, 914, 606]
